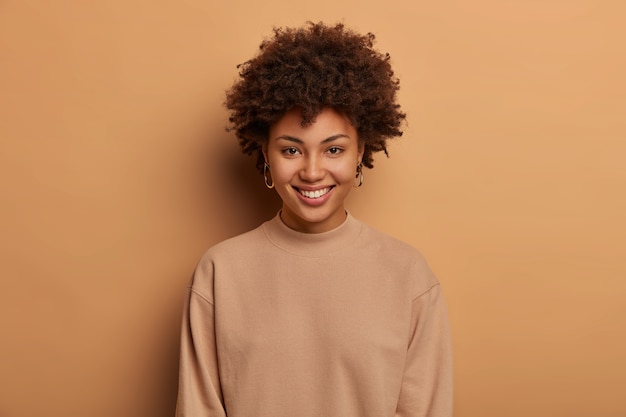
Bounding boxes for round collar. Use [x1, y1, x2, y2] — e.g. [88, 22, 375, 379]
[261, 211, 363, 258]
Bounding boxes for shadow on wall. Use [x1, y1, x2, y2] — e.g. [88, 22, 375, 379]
[207, 131, 283, 238]
[153, 301, 189, 417]
[158, 126, 281, 417]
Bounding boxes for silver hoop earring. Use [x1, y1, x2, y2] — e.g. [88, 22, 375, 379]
[353, 162, 364, 188]
[263, 162, 274, 189]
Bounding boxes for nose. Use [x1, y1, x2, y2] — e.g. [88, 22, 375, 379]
[299, 155, 325, 182]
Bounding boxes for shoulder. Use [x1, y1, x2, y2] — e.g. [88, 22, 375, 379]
[360, 223, 420, 259]
[202, 223, 267, 261]
[189, 222, 268, 298]
[358, 221, 440, 298]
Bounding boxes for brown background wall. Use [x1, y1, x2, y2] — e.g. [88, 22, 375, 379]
[1, 1, 624, 416]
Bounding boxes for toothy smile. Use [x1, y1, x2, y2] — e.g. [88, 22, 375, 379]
[296, 187, 332, 199]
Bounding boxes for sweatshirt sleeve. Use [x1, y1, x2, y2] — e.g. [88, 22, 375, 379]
[395, 283, 453, 417]
[175, 285, 226, 417]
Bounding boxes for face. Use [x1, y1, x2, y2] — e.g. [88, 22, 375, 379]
[264, 107, 364, 233]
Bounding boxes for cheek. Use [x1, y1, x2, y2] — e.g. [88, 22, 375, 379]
[330, 160, 358, 182]
[269, 161, 296, 184]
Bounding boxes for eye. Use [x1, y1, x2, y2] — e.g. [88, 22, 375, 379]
[327, 146, 343, 155]
[282, 147, 300, 156]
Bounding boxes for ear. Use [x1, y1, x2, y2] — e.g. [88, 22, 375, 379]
[357, 141, 365, 164]
[262, 143, 269, 165]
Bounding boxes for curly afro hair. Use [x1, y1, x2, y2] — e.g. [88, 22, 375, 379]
[225, 22, 406, 173]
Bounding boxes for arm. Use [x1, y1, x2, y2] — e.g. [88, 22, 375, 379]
[175, 287, 226, 417]
[395, 283, 453, 417]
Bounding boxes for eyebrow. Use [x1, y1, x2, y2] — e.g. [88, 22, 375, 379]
[274, 134, 351, 144]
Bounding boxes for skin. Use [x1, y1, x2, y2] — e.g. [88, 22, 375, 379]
[263, 107, 364, 234]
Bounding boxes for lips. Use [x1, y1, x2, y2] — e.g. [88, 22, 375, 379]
[294, 186, 333, 199]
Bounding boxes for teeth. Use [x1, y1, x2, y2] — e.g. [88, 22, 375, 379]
[299, 187, 330, 199]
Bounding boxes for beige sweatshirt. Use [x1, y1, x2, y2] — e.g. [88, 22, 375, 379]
[176, 213, 453, 417]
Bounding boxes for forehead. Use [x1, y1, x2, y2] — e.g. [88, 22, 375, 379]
[269, 108, 357, 142]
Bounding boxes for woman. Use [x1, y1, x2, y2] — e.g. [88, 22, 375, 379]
[176, 22, 453, 417]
